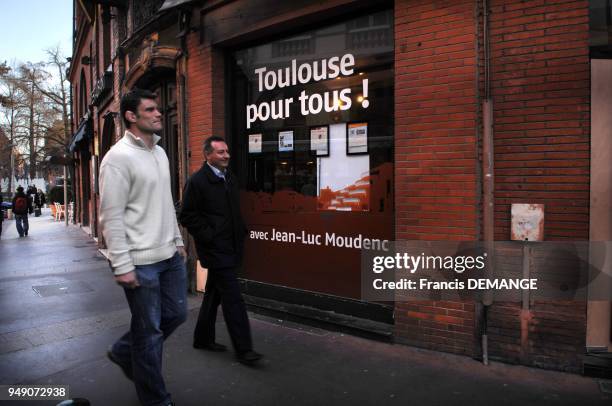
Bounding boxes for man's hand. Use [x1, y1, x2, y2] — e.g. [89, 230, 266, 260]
[115, 271, 140, 289]
[177, 246, 187, 262]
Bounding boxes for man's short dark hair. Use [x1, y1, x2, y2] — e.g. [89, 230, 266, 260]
[120, 88, 157, 127]
[203, 136, 227, 154]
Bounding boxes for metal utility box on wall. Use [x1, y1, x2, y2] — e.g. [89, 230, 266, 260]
[511, 204, 544, 241]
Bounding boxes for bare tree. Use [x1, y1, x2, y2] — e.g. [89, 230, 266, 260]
[15, 61, 49, 179]
[42, 46, 71, 153]
[0, 47, 72, 189]
[0, 61, 27, 193]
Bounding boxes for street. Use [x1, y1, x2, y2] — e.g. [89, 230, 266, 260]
[0, 212, 609, 405]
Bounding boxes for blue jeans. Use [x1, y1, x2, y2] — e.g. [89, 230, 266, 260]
[111, 252, 187, 406]
[15, 214, 28, 237]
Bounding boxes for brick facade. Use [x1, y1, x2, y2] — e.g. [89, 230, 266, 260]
[487, 0, 589, 372]
[70, 0, 595, 373]
[394, 0, 480, 357]
[69, 4, 95, 229]
[490, 0, 590, 241]
[185, 34, 226, 174]
[393, 0, 590, 371]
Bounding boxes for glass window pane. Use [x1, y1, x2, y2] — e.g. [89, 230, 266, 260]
[230, 9, 394, 299]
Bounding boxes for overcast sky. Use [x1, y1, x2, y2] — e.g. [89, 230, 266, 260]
[0, 0, 72, 69]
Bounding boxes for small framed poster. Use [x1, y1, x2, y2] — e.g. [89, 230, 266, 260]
[346, 122, 368, 155]
[248, 133, 262, 154]
[310, 125, 329, 157]
[278, 130, 294, 152]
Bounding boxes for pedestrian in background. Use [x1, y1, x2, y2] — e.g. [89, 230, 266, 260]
[34, 189, 45, 216]
[99, 88, 187, 406]
[0, 193, 4, 239]
[26, 185, 36, 202]
[12, 186, 33, 237]
[180, 135, 262, 365]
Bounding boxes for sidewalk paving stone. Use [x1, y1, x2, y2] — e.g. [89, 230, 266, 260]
[0, 212, 609, 405]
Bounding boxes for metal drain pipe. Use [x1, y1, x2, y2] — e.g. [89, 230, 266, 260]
[481, 0, 495, 365]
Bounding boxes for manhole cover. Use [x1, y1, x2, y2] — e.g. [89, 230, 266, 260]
[600, 380, 612, 394]
[32, 281, 94, 297]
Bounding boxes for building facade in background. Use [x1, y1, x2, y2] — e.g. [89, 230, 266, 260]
[69, 0, 612, 375]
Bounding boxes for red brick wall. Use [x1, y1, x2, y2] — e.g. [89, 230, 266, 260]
[490, 0, 590, 241]
[394, 0, 480, 356]
[486, 0, 589, 372]
[185, 33, 226, 174]
[393, 0, 590, 369]
[70, 23, 95, 227]
[395, 0, 480, 242]
[487, 299, 587, 372]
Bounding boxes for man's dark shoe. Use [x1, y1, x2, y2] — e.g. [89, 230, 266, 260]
[193, 341, 227, 352]
[236, 350, 262, 365]
[107, 349, 133, 381]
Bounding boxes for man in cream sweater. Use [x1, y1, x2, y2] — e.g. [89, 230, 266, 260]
[100, 88, 186, 406]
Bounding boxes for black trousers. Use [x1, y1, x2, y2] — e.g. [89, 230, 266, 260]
[194, 266, 253, 353]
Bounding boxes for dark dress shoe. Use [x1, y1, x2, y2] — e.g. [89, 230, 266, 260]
[236, 350, 263, 365]
[107, 349, 133, 381]
[193, 342, 227, 352]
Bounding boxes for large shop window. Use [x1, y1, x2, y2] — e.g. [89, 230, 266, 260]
[230, 9, 394, 300]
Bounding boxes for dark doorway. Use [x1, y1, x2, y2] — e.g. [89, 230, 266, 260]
[135, 70, 180, 203]
[100, 113, 116, 161]
[80, 149, 91, 227]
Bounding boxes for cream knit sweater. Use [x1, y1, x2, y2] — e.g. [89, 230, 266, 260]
[99, 131, 184, 275]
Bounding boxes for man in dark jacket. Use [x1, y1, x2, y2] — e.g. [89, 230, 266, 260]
[34, 189, 45, 216]
[12, 186, 33, 237]
[180, 135, 262, 365]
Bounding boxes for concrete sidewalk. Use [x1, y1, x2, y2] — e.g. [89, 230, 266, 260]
[0, 214, 609, 405]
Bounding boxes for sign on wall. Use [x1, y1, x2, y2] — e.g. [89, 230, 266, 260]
[511, 203, 545, 241]
[246, 54, 370, 129]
